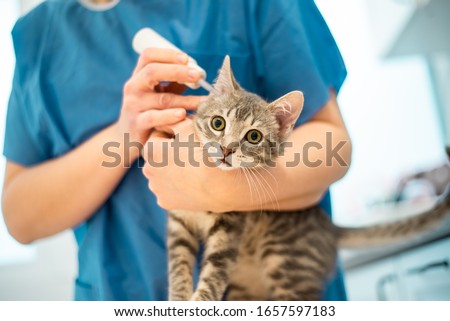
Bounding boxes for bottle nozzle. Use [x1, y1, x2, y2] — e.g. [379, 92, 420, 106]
[132, 28, 213, 91]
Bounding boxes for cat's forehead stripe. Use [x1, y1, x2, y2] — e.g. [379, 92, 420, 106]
[235, 105, 252, 120]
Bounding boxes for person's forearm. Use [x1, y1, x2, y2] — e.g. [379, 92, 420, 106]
[228, 91, 352, 212]
[234, 121, 351, 211]
[2, 123, 138, 244]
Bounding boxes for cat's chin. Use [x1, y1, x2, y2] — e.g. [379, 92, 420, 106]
[216, 162, 239, 171]
[216, 163, 263, 171]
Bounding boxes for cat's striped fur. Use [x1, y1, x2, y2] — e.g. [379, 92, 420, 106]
[167, 56, 450, 301]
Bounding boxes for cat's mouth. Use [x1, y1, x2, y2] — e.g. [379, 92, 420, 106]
[216, 157, 236, 171]
[220, 158, 232, 167]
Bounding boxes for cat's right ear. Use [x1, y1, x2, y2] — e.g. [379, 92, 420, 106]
[213, 55, 240, 94]
[268, 91, 304, 140]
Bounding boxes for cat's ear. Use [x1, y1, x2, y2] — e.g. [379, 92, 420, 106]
[268, 91, 304, 139]
[213, 55, 240, 94]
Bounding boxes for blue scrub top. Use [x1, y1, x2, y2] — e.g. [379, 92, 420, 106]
[5, 0, 347, 300]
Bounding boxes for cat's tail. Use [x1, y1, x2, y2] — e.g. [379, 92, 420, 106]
[336, 187, 450, 248]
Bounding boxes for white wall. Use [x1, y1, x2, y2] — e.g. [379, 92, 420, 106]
[19, 0, 45, 15]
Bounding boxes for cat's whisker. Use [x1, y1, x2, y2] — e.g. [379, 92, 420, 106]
[233, 167, 241, 187]
[249, 169, 268, 212]
[258, 165, 279, 188]
[248, 168, 274, 213]
[246, 167, 265, 214]
[242, 167, 256, 207]
[250, 168, 280, 212]
[244, 167, 261, 211]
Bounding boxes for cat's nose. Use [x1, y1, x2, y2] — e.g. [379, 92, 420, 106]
[221, 146, 235, 157]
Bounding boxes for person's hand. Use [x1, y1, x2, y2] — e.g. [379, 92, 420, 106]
[142, 119, 240, 212]
[115, 48, 207, 158]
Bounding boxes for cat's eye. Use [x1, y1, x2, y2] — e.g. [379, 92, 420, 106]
[245, 129, 263, 144]
[211, 116, 226, 131]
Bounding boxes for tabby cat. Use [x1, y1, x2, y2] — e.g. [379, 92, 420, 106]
[167, 56, 450, 301]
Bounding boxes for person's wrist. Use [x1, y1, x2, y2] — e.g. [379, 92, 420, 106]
[106, 122, 142, 167]
[206, 168, 245, 212]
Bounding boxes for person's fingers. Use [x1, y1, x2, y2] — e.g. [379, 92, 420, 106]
[135, 108, 186, 130]
[142, 130, 168, 167]
[142, 163, 153, 181]
[163, 118, 194, 136]
[135, 63, 201, 90]
[133, 48, 188, 75]
[153, 125, 175, 136]
[131, 93, 207, 111]
[149, 130, 173, 140]
[142, 129, 174, 165]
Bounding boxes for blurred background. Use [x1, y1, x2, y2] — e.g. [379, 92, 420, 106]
[0, 0, 449, 300]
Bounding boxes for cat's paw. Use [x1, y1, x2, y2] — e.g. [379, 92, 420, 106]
[169, 294, 190, 301]
[189, 293, 202, 301]
[190, 290, 218, 301]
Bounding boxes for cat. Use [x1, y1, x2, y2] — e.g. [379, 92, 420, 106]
[166, 56, 450, 301]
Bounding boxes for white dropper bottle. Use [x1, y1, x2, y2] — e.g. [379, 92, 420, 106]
[132, 28, 215, 92]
